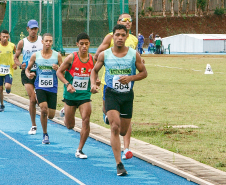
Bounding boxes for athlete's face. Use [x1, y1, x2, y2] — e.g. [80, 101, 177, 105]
[77, 39, 90, 54]
[113, 29, 127, 48]
[0, 33, 9, 44]
[27, 27, 39, 38]
[117, 14, 132, 31]
[42, 36, 53, 49]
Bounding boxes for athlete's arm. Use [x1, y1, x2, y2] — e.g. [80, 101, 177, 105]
[52, 53, 63, 71]
[91, 51, 105, 94]
[56, 53, 75, 93]
[25, 53, 36, 79]
[12, 45, 17, 70]
[14, 40, 26, 70]
[93, 34, 112, 61]
[119, 52, 147, 84]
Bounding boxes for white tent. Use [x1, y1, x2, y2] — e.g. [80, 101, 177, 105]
[162, 34, 226, 53]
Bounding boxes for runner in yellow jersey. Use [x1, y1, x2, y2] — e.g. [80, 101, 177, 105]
[0, 30, 17, 112]
[94, 13, 140, 160]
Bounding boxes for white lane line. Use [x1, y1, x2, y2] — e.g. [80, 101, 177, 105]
[0, 130, 85, 185]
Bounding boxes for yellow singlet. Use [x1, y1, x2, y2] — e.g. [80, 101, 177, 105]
[0, 42, 15, 76]
[100, 32, 138, 85]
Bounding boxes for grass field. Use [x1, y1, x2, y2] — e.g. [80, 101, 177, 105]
[10, 54, 226, 172]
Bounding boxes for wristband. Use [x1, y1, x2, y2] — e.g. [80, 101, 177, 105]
[65, 82, 70, 87]
[19, 64, 22, 69]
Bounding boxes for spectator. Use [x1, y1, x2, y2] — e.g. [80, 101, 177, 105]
[138, 33, 144, 54]
[154, 34, 162, 54]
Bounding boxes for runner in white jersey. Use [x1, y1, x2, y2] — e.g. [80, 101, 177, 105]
[14, 19, 43, 135]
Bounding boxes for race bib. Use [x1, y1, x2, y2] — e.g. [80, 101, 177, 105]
[0, 65, 10, 75]
[39, 75, 53, 87]
[31, 63, 37, 71]
[72, 76, 89, 90]
[113, 75, 131, 92]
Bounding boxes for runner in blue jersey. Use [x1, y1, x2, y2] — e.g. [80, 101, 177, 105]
[91, 24, 147, 176]
[25, 33, 62, 144]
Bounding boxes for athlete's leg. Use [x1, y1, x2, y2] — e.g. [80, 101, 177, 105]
[24, 84, 36, 127]
[39, 101, 48, 133]
[78, 102, 91, 150]
[122, 120, 132, 149]
[4, 83, 12, 94]
[48, 108, 56, 119]
[107, 110, 122, 164]
[64, 103, 76, 129]
[0, 85, 3, 105]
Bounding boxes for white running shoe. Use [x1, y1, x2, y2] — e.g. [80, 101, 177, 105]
[28, 126, 37, 135]
[75, 149, 87, 159]
[60, 107, 65, 117]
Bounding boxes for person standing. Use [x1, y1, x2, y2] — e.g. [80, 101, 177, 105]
[138, 33, 145, 54]
[57, 33, 94, 158]
[154, 34, 162, 54]
[94, 13, 138, 160]
[0, 30, 17, 112]
[25, 33, 62, 144]
[14, 19, 43, 135]
[91, 24, 147, 176]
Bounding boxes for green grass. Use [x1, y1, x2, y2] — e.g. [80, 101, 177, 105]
[11, 55, 226, 172]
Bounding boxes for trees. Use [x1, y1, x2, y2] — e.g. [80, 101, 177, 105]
[169, 0, 174, 17]
[163, 0, 166, 17]
[178, 0, 183, 17]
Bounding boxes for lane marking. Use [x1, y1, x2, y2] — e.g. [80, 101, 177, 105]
[0, 129, 85, 185]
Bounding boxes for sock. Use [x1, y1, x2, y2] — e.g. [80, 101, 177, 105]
[6, 89, 11, 94]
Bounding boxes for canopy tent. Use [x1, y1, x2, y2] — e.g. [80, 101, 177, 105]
[162, 34, 226, 53]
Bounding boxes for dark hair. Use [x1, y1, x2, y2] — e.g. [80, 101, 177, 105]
[1, 29, 9, 34]
[113, 24, 127, 34]
[118, 13, 131, 20]
[77, 32, 90, 42]
[42, 33, 52, 40]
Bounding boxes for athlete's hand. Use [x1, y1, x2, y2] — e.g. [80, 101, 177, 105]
[91, 85, 100, 94]
[21, 63, 26, 70]
[27, 72, 36, 79]
[12, 63, 17, 70]
[52, 64, 59, 71]
[67, 84, 76, 93]
[118, 76, 132, 84]
[96, 79, 101, 86]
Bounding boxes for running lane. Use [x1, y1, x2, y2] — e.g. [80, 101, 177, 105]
[0, 101, 197, 185]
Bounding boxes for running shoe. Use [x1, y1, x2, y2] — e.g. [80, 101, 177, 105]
[117, 162, 127, 176]
[122, 148, 133, 160]
[0, 105, 5, 112]
[28, 126, 37, 135]
[42, 134, 50, 144]
[60, 107, 65, 117]
[103, 113, 109, 125]
[75, 149, 87, 159]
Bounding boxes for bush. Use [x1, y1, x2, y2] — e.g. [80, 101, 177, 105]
[141, 10, 145, 16]
[148, 6, 153, 12]
[214, 7, 225, 15]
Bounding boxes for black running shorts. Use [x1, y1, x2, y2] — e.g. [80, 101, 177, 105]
[105, 87, 134, 119]
[21, 70, 36, 86]
[36, 89, 57, 109]
[63, 99, 91, 108]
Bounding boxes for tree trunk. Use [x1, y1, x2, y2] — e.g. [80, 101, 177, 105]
[142, 0, 145, 10]
[195, 0, 198, 16]
[178, 0, 183, 17]
[207, 0, 210, 15]
[186, 0, 189, 17]
[171, 0, 174, 17]
[221, 0, 224, 8]
[150, 0, 153, 7]
[163, 0, 166, 17]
